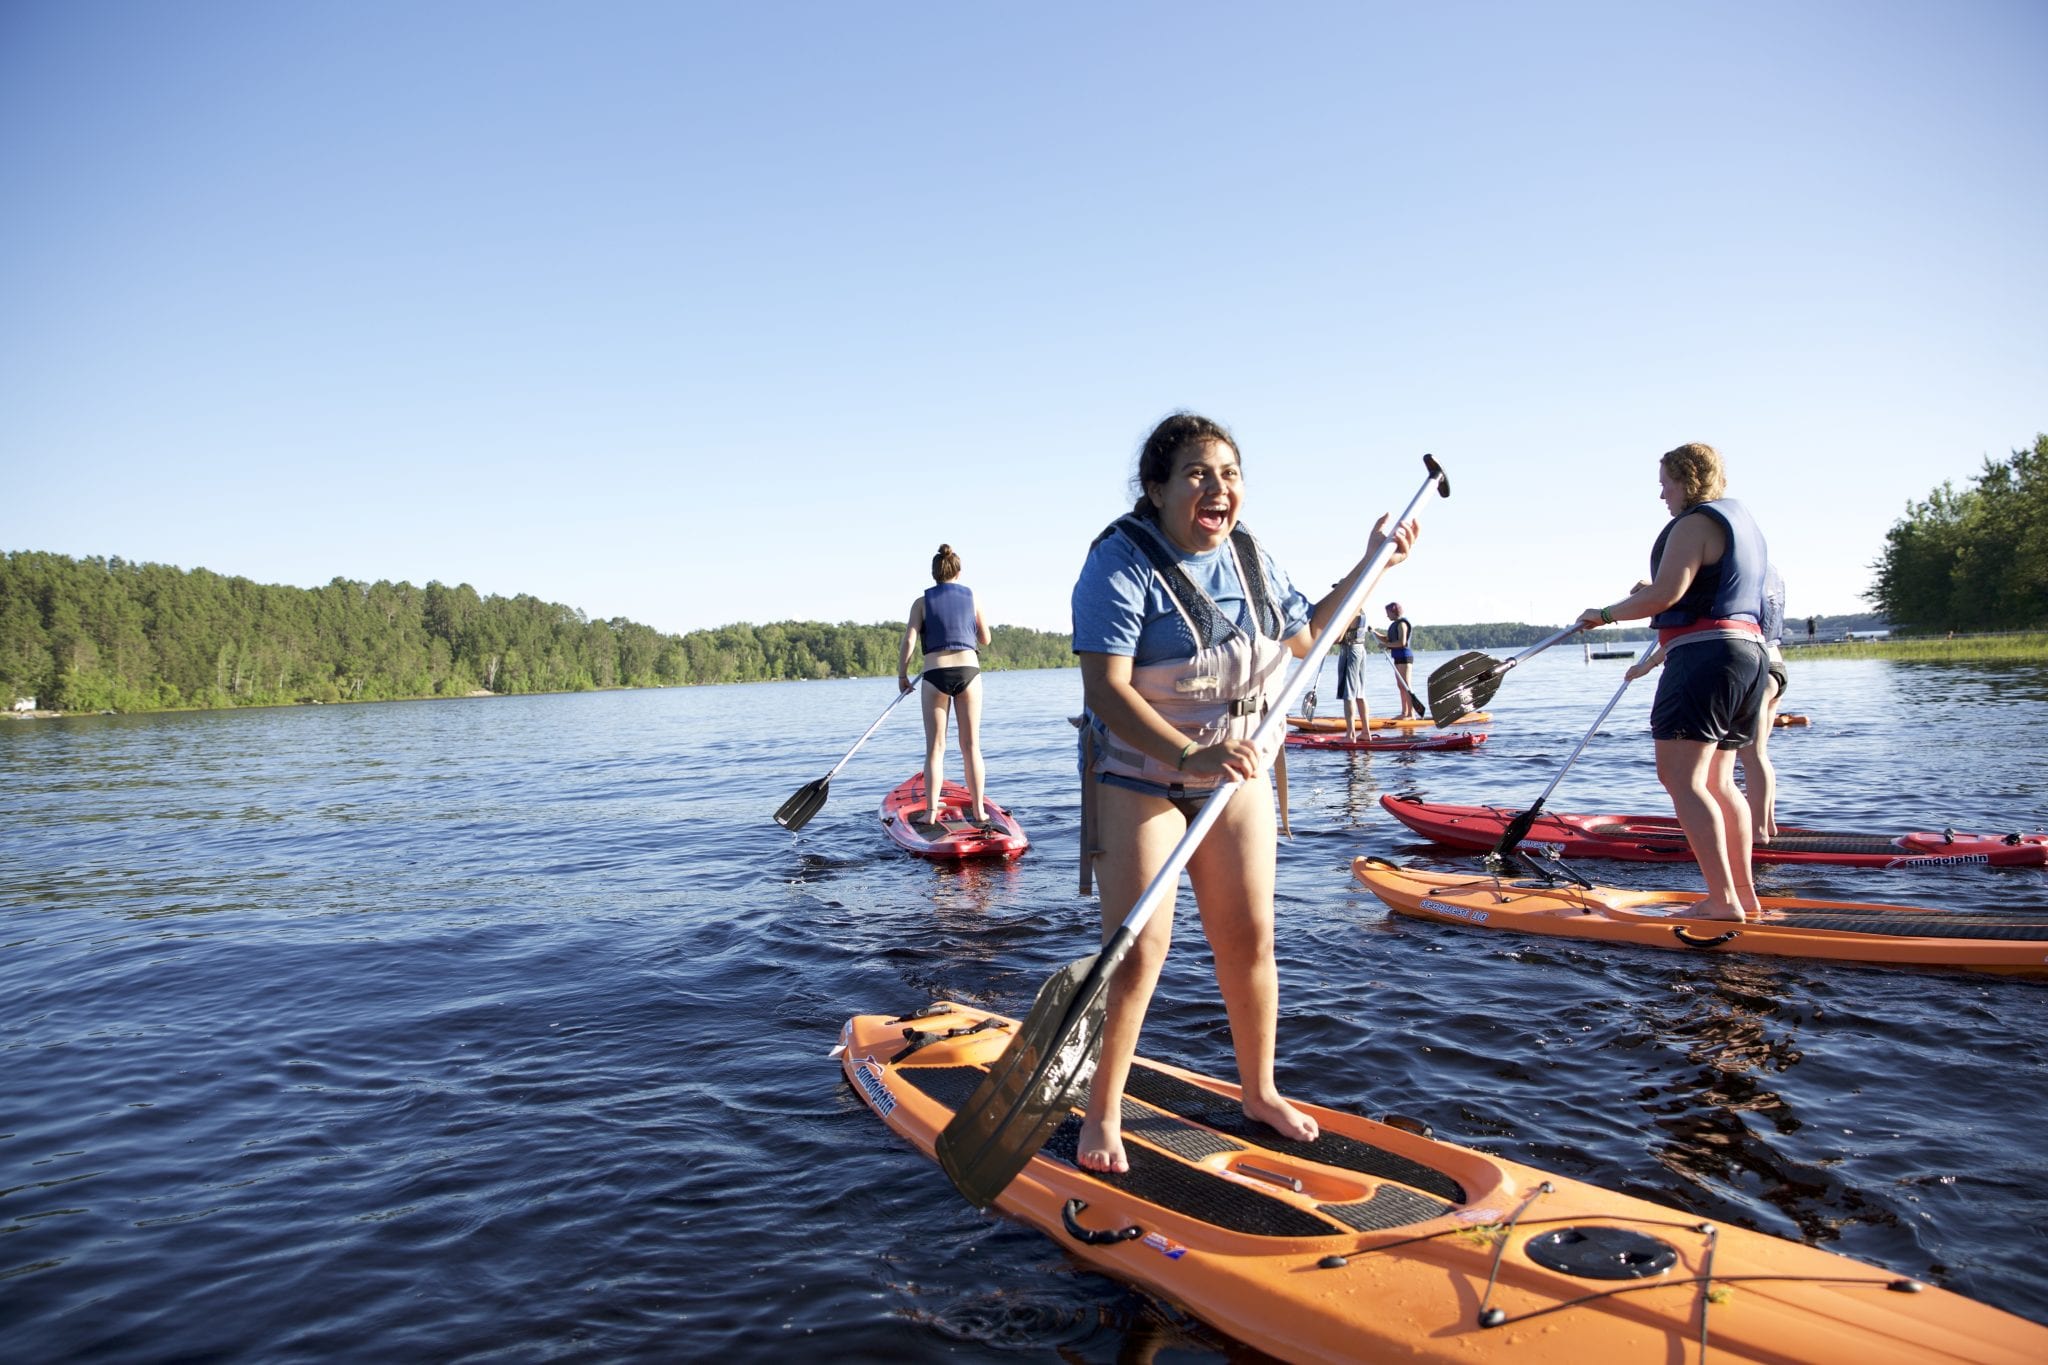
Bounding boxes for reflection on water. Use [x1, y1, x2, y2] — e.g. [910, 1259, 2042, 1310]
[1, 654, 2045, 1359]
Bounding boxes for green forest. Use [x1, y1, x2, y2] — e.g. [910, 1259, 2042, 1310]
[9, 430, 2040, 716]
[1869, 434, 2048, 632]
[0, 553, 1074, 713]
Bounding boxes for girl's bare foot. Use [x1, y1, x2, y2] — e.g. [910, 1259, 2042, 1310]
[1077, 1113, 1129, 1173]
[1243, 1094, 1319, 1143]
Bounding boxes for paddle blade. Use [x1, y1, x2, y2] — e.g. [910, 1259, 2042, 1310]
[773, 778, 829, 831]
[936, 947, 1118, 1208]
[1487, 799, 1548, 863]
[1426, 650, 1502, 726]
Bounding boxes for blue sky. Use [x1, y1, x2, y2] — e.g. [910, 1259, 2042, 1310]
[3, 2, 2042, 637]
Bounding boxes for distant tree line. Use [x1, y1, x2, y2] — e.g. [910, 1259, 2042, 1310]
[0, 551, 1074, 712]
[1870, 434, 2048, 633]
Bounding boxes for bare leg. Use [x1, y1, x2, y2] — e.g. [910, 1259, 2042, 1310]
[1657, 737, 1749, 920]
[919, 684, 950, 822]
[1738, 677, 1781, 842]
[1186, 781, 1319, 1143]
[955, 678, 987, 822]
[1397, 662, 1419, 718]
[1709, 747, 1762, 916]
[1077, 783, 1188, 1173]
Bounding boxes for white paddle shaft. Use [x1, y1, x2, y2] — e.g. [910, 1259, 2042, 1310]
[1526, 638, 1660, 810]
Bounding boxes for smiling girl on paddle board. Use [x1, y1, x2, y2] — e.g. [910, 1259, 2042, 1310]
[1576, 443, 1772, 921]
[1069, 412, 1417, 1174]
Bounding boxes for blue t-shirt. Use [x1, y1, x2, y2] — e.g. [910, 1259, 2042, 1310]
[1071, 527, 1313, 666]
[1758, 564, 1786, 647]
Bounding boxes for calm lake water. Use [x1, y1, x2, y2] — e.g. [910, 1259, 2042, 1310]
[4, 651, 2046, 1360]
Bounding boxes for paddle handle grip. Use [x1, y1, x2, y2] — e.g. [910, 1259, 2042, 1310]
[1108, 454, 1447, 944]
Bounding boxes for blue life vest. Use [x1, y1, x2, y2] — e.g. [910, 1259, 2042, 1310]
[920, 582, 979, 654]
[1084, 516, 1294, 789]
[1648, 499, 1769, 629]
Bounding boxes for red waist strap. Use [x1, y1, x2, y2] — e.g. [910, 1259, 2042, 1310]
[1658, 618, 1764, 647]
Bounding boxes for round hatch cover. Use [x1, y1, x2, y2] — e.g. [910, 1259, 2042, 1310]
[1525, 1226, 1679, 1280]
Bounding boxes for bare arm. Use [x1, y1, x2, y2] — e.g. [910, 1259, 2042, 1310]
[898, 599, 924, 691]
[974, 604, 991, 648]
[1079, 652, 1261, 781]
[1577, 514, 1724, 629]
[1624, 644, 1666, 680]
[1293, 514, 1419, 659]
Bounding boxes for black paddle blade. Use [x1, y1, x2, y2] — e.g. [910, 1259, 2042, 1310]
[936, 946, 1119, 1208]
[1487, 799, 1549, 863]
[773, 778, 829, 831]
[1426, 650, 1501, 726]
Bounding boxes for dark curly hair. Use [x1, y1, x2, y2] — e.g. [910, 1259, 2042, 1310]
[1130, 412, 1240, 519]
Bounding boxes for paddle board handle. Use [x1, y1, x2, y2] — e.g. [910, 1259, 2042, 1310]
[1237, 1161, 1305, 1193]
[1061, 1198, 1144, 1245]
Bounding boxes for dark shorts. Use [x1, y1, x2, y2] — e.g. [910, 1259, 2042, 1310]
[1389, 647, 1414, 664]
[1650, 637, 1769, 750]
[1767, 658, 1788, 700]
[922, 666, 980, 697]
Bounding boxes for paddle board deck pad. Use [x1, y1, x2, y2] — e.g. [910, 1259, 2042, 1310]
[1289, 711, 1490, 732]
[1380, 795, 2048, 868]
[1286, 730, 1488, 753]
[1352, 857, 2048, 976]
[879, 774, 1029, 860]
[835, 1002, 2048, 1362]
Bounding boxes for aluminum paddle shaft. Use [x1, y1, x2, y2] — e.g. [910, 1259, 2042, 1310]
[1487, 637, 1659, 865]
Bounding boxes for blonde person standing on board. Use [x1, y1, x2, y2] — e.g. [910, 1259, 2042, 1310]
[1070, 411, 1418, 1174]
[1625, 561, 1788, 844]
[898, 545, 993, 827]
[1377, 601, 1421, 720]
[1578, 442, 1771, 922]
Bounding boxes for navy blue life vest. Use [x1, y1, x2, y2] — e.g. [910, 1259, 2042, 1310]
[1649, 499, 1769, 628]
[920, 582, 979, 653]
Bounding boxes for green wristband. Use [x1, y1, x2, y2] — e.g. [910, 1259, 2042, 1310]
[1599, 606, 1614, 625]
[1177, 742, 1195, 770]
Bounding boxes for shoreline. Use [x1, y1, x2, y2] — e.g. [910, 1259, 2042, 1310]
[9, 634, 2045, 720]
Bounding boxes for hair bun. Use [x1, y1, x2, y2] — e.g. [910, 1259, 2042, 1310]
[937, 543, 952, 555]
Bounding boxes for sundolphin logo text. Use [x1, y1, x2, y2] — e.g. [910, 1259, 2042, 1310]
[855, 1062, 897, 1116]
